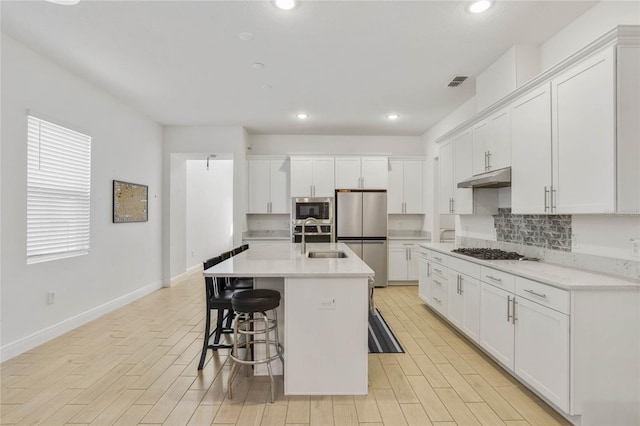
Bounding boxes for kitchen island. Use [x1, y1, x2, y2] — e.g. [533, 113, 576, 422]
[203, 242, 374, 395]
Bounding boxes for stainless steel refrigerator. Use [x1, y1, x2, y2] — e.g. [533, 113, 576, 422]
[335, 190, 388, 287]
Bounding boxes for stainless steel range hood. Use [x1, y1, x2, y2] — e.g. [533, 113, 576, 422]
[457, 167, 511, 188]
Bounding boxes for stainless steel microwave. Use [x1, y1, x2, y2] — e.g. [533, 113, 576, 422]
[292, 197, 334, 224]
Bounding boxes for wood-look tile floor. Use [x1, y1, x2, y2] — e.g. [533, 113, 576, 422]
[0, 268, 570, 425]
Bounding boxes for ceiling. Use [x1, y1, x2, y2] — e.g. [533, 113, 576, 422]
[1, 1, 597, 136]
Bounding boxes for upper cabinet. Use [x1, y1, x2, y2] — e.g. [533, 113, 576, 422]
[247, 157, 289, 214]
[472, 107, 511, 175]
[290, 156, 335, 198]
[512, 43, 639, 214]
[511, 84, 553, 214]
[388, 159, 423, 214]
[335, 156, 388, 189]
[439, 130, 478, 215]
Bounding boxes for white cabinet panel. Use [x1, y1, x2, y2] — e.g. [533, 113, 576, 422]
[361, 157, 388, 189]
[336, 156, 388, 189]
[511, 84, 553, 214]
[472, 120, 490, 176]
[461, 274, 480, 343]
[388, 159, 423, 214]
[248, 158, 289, 214]
[515, 297, 570, 412]
[472, 108, 510, 176]
[552, 47, 615, 213]
[453, 129, 474, 214]
[408, 247, 420, 280]
[480, 283, 515, 370]
[290, 157, 334, 197]
[439, 140, 455, 215]
[448, 270, 464, 329]
[418, 252, 432, 304]
[388, 247, 407, 281]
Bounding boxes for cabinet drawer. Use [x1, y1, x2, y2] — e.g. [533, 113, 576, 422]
[516, 277, 570, 314]
[431, 252, 449, 267]
[449, 257, 481, 278]
[431, 281, 448, 316]
[419, 248, 431, 260]
[481, 267, 515, 292]
[431, 264, 448, 279]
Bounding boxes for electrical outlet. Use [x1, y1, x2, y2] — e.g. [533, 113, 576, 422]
[191, 250, 195, 258]
[319, 297, 336, 310]
[47, 292, 55, 305]
[631, 238, 640, 257]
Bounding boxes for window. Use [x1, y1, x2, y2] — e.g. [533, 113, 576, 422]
[27, 115, 91, 264]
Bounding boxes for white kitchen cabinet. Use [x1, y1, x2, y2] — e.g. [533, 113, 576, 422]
[247, 157, 289, 214]
[335, 156, 388, 189]
[512, 44, 639, 214]
[479, 282, 515, 370]
[447, 258, 481, 343]
[438, 131, 474, 215]
[511, 83, 553, 214]
[514, 296, 570, 412]
[472, 107, 510, 176]
[388, 241, 420, 282]
[290, 156, 335, 197]
[388, 159, 423, 214]
[551, 47, 615, 214]
[418, 250, 431, 304]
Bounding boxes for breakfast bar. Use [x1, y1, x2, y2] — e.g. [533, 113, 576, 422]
[203, 242, 374, 395]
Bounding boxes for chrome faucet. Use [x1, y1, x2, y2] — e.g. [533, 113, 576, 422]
[301, 217, 321, 255]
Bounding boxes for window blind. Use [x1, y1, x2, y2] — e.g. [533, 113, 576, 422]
[27, 115, 91, 263]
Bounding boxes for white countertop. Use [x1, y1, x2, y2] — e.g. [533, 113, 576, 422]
[203, 242, 374, 278]
[419, 243, 640, 291]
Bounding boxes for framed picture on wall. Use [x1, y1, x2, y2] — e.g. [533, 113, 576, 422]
[113, 180, 148, 223]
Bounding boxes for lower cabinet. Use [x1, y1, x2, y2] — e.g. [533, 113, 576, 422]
[388, 241, 420, 282]
[479, 276, 570, 412]
[420, 246, 639, 424]
[515, 296, 570, 411]
[418, 251, 431, 303]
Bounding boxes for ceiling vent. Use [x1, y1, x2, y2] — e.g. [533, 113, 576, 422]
[447, 76, 468, 87]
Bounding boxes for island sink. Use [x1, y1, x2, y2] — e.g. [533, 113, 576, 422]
[307, 250, 348, 259]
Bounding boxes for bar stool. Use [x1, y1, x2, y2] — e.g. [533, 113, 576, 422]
[228, 289, 284, 403]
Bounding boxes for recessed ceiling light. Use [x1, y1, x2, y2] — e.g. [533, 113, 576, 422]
[468, 0, 493, 14]
[386, 114, 400, 121]
[238, 32, 254, 41]
[251, 62, 265, 70]
[274, 0, 297, 10]
[296, 113, 308, 119]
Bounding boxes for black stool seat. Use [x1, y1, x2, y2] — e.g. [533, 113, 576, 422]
[232, 289, 280, 313]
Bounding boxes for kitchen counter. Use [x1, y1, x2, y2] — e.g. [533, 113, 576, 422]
[204, 242, 373, 278]
[242, 230, 290, 240]
[388, 230, 430, 240]
[419, 242, 639, 290]
[204, 242, 371, 395]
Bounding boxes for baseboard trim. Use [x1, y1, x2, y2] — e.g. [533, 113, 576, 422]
[0, 280, 164, 362]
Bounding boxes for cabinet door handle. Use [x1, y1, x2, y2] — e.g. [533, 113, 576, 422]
[486, 275, 502, 283]
[524, 289, 547, 299]
[434, 297, 441, 304]
[513, 299, 517, 324]
[433, 279, 442, 286]
[507, 295, 512, 322]
[451, 198, 455, 213]
[544, 186, 549, 212]
[485, 151, 488, 171]
[433, 268, 442, 275]
[434, 256, 442, 262]
[409, 250, 412, 261]
[427, 262, 431, 277]
[459, 275, 463, 294]
[487, 151, 492, 170]
[551, 185, 557, 212]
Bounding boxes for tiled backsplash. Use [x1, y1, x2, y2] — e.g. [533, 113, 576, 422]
[493, 208, 572, 251]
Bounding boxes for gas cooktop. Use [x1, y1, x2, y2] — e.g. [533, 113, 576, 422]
[451, 248, 525, 260]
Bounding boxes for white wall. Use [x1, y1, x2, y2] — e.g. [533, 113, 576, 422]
[186, 159, 234, 269]
[0, 36, 163, 360]
[248, 134, 423, 156]
[422, 1, 640, 261]
[541, 1, 640, 70]
[163, 126, 247, 282]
